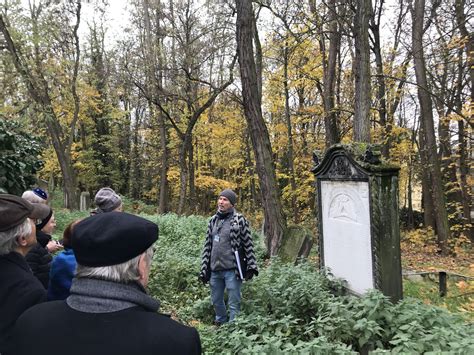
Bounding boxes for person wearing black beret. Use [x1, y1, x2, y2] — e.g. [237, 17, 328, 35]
[0, 194, 51, 354]
[9, 212, 202, 355]
[199, 189, 258, 325]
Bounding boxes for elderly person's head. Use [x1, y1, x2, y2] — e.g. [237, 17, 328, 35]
[0, 194, 51, 256]
[21, 188, 48, 205]
[72, 212, 158, 286]
[94, 188, 123, 213]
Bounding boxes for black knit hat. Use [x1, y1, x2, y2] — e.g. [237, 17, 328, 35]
[0, 194, 51, 232]
[219, 189, 237, 206]
[72, 212, 158, 267]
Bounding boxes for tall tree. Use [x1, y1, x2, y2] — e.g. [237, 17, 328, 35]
[142, 0, 170, 213]
[310, 0, 341, 147]
[236, 0, 287, 256]
[0, 1, 82, 209]
[410, 0, 450, 254]
[454, 0, 473, 241]
[352, 0, 371, 142]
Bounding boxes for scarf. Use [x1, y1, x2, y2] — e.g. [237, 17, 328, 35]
[66, 277, 160, 313]
[216, 207, 234, 219]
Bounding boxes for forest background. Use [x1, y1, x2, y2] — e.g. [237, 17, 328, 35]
[0, 0, 472, 258]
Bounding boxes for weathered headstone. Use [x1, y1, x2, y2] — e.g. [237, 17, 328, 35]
[279, 226, 314, 263]
[79, 191, 91, 212]
[312, 144, 402, 302]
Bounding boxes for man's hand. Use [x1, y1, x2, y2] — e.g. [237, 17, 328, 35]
[198, 273, 208, 285]
[245, 269, 258, 281]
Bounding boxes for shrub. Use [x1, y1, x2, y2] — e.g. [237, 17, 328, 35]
[0, 120, 44, 195]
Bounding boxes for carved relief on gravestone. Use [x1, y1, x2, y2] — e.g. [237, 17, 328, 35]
[321, 181, 373, 295]
[329, 193, 357, 222]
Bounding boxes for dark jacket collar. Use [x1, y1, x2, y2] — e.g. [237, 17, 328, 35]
[0, 251, 31, 272]
[35, 230, 52, 248]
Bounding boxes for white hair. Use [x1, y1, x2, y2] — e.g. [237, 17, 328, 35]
[0, 218, 32, 255]
[22, 190, 47, 204]
[75, 246, 154, 283]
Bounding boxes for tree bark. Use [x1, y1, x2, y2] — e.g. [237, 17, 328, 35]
[369, 1, 389, 156]
[314, 0, 340, 146]
[418, 122, 436, 230]
[411, 0, 450, 254]
[143, 0, 170, 213]
[283, 41, 299, 223]
[353, 0, 371, 143]
[454, 0, 473, 240]
[236, 0, 287, 256]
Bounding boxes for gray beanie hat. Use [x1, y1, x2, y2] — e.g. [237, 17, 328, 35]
[219, 189, 237, 206]
[94, 188, 122, 213]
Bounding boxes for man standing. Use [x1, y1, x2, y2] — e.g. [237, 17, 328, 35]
[9, 212, 201, 355]
[0, 194, 51, 353]
[199, 189, 258, 325]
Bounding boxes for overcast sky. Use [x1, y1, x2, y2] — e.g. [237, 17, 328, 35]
[80, 0, 130, 47]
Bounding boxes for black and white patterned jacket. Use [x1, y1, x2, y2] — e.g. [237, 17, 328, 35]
[200, 212, 258, 282]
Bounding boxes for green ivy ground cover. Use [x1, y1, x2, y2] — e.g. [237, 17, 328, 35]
[142, 214, 474, 354]
[50, 211, 474, 353]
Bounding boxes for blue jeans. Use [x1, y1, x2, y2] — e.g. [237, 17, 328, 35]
[210, 270, 242, 323]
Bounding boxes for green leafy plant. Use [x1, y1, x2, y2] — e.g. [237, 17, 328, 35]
[0, 120, 44, 195]
[145, 214, 474, 354]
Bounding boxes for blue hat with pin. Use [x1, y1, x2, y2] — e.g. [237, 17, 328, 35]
[33, 188, 48, 201]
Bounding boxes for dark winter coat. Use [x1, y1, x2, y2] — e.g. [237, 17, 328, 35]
[8, 278, 202, 355]
[0, 252, 46, 353]
[25, 230, 53, 289]
[200, 211, 258, 282]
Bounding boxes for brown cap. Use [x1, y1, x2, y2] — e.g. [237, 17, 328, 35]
[0, 194, 51, 232]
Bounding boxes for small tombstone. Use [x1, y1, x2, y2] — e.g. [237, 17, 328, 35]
[279, 226, 314, 263]
[312, 144, 402, 302]
[79, 191, 91, 212]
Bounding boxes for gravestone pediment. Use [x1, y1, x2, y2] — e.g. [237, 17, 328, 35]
[312, 144, 398, 178]
[313, 151, 367, 180]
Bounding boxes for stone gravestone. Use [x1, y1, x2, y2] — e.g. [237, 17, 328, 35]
[312, 144, 403, 302]
[79, 191, 91, 212]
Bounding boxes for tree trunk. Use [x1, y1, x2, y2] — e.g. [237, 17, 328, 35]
[177, 134, 191, 215]
[283, 41, 299, 223]
[455, 0, 473, 241]
[315, 0, 340, 146]
[130, 107, 143, 200]
[353, 0, 371, 142]
[244, 129, 258, 209]
[236, 0, 287, 256]
[188, 137, 196, 212]
[369, 2, 389, 156]
[411, 0, 450, 254]
[143, 0, 170, 213]
[418, 122, 436, 230]
[157, 109, 169, 214]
